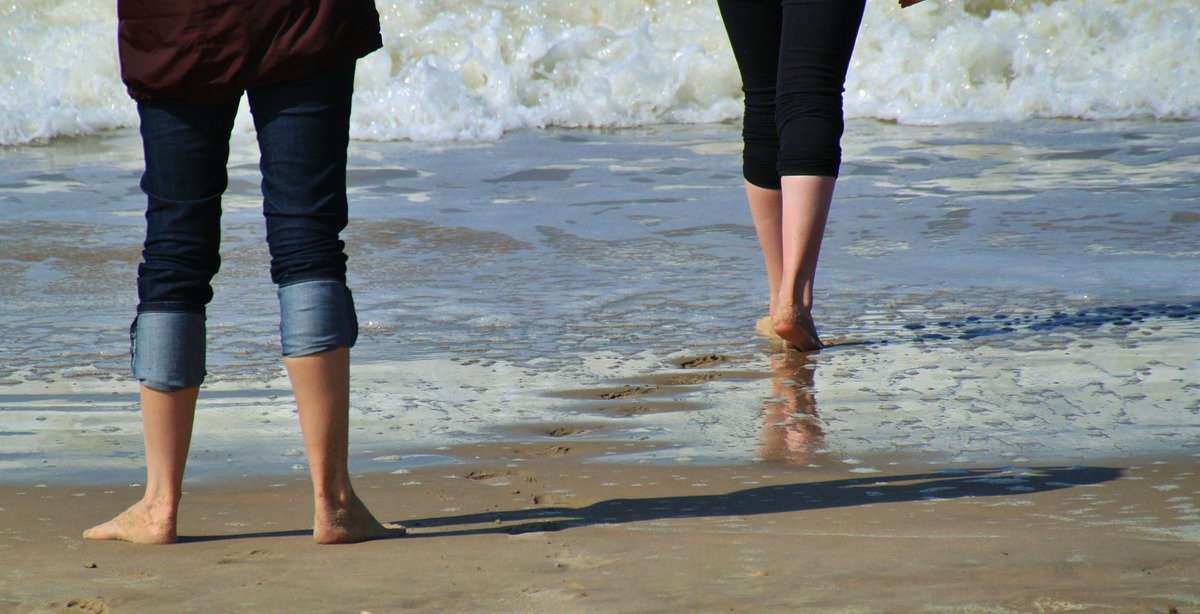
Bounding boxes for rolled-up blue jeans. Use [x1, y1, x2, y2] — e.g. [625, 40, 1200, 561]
[131, 62, 359, 392]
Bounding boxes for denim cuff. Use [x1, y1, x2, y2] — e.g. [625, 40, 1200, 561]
[130, 311, 206, 391]
[278, 279, 358, 357]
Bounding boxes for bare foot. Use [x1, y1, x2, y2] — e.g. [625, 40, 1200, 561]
[82, 499, 177, 545]
[314, 494, 404, 544]
[772, 304, 824, 353]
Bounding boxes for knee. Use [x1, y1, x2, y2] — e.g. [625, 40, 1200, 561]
[277, 279, 358, 358]
[140, 193, 223, 302]
[266, 231, 348, 287]
[776, 92, 845, 178]
[130, 311, 206, 391]
[137, 239, 221, 309]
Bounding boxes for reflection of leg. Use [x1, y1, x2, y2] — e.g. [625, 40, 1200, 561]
[760, 352, 823, 465]
[285, 348, 393, 543]
[84, 386, 197, 544]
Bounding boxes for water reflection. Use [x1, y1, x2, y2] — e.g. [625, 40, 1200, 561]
[759, 352, 824, 466]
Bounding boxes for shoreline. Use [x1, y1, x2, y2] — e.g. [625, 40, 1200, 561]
[3, 117, 1199, 611]
[2, 447, 1197, 612]
[5, 314, 1198, 487]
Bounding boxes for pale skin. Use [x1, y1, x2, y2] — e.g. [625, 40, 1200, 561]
[83, 347, 397, 545]
[750, 0, 927, 349]
[749, 176, 836, 352]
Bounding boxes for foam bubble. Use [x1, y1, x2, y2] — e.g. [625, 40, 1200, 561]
[1, 0, 1197, 144]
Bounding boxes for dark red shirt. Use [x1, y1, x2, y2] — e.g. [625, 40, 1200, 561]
[118, 0, 382, 102]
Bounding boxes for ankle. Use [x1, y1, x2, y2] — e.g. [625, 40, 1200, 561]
[314, 484, 355, 510]
[137, 495, 180, 522]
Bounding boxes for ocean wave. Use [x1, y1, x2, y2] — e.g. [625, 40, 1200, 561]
[1, 0, 1197, 145]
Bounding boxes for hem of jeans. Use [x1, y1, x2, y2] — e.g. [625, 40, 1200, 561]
[281, 341, 355, 359]
[136, 303, 206, 315]
[135, 376, 205, 393]
[276, 275, 348, 290]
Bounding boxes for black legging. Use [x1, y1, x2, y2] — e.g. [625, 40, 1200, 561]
[718, 0, 866, 189]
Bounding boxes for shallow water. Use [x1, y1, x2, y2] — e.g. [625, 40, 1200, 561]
[1, 118, 1198, 484]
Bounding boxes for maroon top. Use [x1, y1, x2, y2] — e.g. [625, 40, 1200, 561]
[118, 0, 382, 102]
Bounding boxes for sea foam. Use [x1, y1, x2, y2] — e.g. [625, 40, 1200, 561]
[1, 0, 1197, 145]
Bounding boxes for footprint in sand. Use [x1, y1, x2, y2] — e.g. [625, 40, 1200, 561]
[543, 426, 590, 437]
[464, 470, 504, 481]
[552, 550, 617, 570]
[653, 372, 723, 386]
[61, 598, 109, 613]
[500, 444, 575, 458]
[597, 385, 656, 400]
[583, 401, 704, 417]
[677, 354, 730, 369]
[533, 445, 573, 457]
[621, 370, 767, 388]
[216, 549, 282, 564]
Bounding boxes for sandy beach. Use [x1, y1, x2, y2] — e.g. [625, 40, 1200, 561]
[3, 444, 1198, 612]
[3, 118, 1200, 611]
[4, 0, 1200, 610]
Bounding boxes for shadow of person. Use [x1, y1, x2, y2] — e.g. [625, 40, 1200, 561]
[174, 463, 1121, 543]
[759, 351, 823, 466]
[397, 464, 1122, 539]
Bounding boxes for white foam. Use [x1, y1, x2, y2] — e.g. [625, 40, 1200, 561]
[3, 0, 1197, 145]
[0, 2, 131, 144]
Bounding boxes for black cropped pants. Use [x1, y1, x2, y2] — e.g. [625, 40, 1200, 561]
[718, 0, 866, 189]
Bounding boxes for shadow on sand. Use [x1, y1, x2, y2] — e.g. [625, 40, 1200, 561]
[397, 465, 1121, 538]
[177, 465, 1120, 542]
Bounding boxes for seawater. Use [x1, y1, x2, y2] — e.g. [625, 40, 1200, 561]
[1, 119, 1198, 483]
[2, 0, 1199, 145]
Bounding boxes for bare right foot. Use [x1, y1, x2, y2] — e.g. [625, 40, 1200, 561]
[772, 304, 823, 353]
[314, 493, 404, 544]
[82, 499, 177, 545]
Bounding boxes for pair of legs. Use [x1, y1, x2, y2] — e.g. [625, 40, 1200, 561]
[84, 63, 390, 544]
[718, 0, 866, 351]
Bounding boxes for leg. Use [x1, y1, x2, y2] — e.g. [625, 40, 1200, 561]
[747, 184, 787, 343]
[719, 0, 787, 340]
[773, 0, 867, 351]
[248, 63, 394, 543]
[83, 387, 197, 544]
[774, 175, 835, 349]
[85, 100, 238, 543]
[285, 348, 390, 543]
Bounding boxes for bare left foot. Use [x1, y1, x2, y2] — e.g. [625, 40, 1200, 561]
[82, 499, 177, 545]
[314, 494, 404, 544]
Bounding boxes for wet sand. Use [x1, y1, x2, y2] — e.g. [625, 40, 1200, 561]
[2, 447, 1197, 613]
